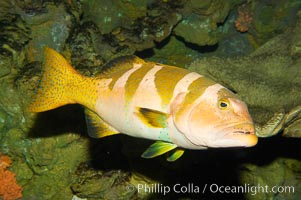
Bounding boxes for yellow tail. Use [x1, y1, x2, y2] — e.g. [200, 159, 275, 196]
[28, 47, 99, 112]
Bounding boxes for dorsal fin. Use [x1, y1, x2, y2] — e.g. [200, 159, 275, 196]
[85, 108, 119, 138]
[98, 55, 145, 78]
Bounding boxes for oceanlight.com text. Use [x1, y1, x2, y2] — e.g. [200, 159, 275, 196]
[209, 183, 295, 195]
[126, 183, 295, 196]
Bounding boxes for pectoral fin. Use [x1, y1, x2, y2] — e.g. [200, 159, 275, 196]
[167, 149, 184, 162]
[136, 107, 169, 128]
[85, 108, 119, 138]
[141, 141, 177, 158]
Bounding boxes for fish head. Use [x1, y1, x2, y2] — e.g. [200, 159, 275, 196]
[173, 87, 258, 149]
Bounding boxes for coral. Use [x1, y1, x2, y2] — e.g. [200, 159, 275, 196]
[234, 3, 253, 32]
[0, 153, 22, 200]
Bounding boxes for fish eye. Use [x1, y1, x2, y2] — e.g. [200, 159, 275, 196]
[220, 102, 228, 107]
[218, 99, 230, 110]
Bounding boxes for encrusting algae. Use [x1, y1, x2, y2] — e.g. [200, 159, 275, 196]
[0, 152, 22, 200]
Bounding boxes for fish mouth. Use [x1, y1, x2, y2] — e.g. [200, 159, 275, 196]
[232, 130, 254, 135]
[229, 123, 255, 135]
[220, 123, 258, 147]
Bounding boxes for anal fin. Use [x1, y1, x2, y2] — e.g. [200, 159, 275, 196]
[85, 108, 119, 138]
[167, 149, 184, 162]
[141, 141, 177, 158]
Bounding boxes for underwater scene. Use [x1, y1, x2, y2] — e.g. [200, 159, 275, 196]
[0, 0, 301, 199]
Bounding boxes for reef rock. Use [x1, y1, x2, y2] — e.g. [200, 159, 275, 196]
[14, 2, 76, 62]
[71, 163, 154, 200]
[80, 0, 182, 56]
[250, 0, 301, 45]
[146, 36, 201, 67]
[241, 157, 301, 200]
[174, 0, 241, 46]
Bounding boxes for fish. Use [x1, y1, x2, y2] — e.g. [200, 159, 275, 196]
[28, 47, 258, 161]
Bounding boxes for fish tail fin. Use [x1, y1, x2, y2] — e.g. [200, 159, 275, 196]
[28, 47, 86, 112]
